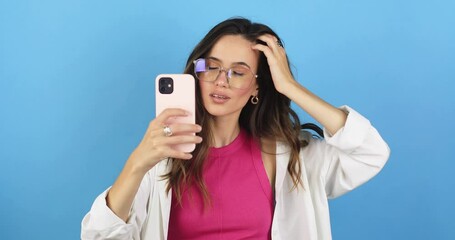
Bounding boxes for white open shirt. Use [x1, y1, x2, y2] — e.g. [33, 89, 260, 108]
[81, 106, 390, 240]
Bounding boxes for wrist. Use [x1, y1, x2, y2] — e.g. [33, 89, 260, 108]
[125, 155, 152, 177]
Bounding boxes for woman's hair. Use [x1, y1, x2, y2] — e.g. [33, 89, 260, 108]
[163, 17, 313, 205]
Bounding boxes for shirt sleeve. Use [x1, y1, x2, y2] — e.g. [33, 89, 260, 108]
[81, 169, 155, 240]
[309, 106, 391, 199]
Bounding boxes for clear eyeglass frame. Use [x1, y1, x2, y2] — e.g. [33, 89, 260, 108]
[193, 58, 258, 89]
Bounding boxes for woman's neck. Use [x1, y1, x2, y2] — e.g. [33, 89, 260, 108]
[209, 116, 241, 148]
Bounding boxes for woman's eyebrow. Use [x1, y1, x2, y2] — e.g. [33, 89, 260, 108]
[206, 56, 252, 69]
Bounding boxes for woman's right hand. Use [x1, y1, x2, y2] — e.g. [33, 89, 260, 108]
[127, 108, 203, 174]
[106, 108, 202, 221]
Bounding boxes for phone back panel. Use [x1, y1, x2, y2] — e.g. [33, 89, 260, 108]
[155, 74, 196, 152]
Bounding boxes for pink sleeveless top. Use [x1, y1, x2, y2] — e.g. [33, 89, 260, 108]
[168, 129, 274, 239]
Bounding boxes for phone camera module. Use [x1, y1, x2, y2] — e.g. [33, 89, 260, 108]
[159, 77, 174, 94]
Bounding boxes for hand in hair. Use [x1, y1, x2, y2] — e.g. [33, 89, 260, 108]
[252, 34, 297, 94]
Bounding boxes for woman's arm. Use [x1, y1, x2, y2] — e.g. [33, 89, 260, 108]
[252, 35, 347, 135]
[81, 170, 153, 240]
[302, 106, 390, 198]
[107, 108, 201, 221]
[280, 82, 347, 136]
[81, 109, 202, 239]
[252, 34, 389, 198]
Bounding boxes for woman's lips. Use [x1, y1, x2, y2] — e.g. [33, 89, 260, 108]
[210, 93, 230, 103]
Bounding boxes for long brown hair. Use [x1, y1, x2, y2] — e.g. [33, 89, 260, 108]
[163, 17, 309, 205]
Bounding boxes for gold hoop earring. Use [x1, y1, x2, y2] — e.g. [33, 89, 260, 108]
[251, 96, 259, 105]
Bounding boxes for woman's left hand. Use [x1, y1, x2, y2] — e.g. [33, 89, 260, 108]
[252, 34, 298, 94]
[253, 34, 348, 135]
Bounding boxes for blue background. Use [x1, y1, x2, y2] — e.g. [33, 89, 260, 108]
[1, 0, 454, 239]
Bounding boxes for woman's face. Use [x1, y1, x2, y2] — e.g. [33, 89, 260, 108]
[199, 35, 259, 120]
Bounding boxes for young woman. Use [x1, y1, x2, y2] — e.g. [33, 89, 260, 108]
[81, 18, 390, 240]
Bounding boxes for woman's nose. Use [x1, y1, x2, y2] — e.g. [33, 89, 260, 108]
[214, 70, 229, 88]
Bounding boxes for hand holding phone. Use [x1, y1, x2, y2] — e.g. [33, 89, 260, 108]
[155, 74, 197, 152]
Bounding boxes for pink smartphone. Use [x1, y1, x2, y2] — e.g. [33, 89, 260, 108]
[155, 74, 196, 153]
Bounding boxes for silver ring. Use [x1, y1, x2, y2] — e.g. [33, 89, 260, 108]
[276, 40, 283, 48]
[163, 126, 173, 137]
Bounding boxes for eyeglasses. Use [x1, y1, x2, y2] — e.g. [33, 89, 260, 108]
[193, 58, 258, 89]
